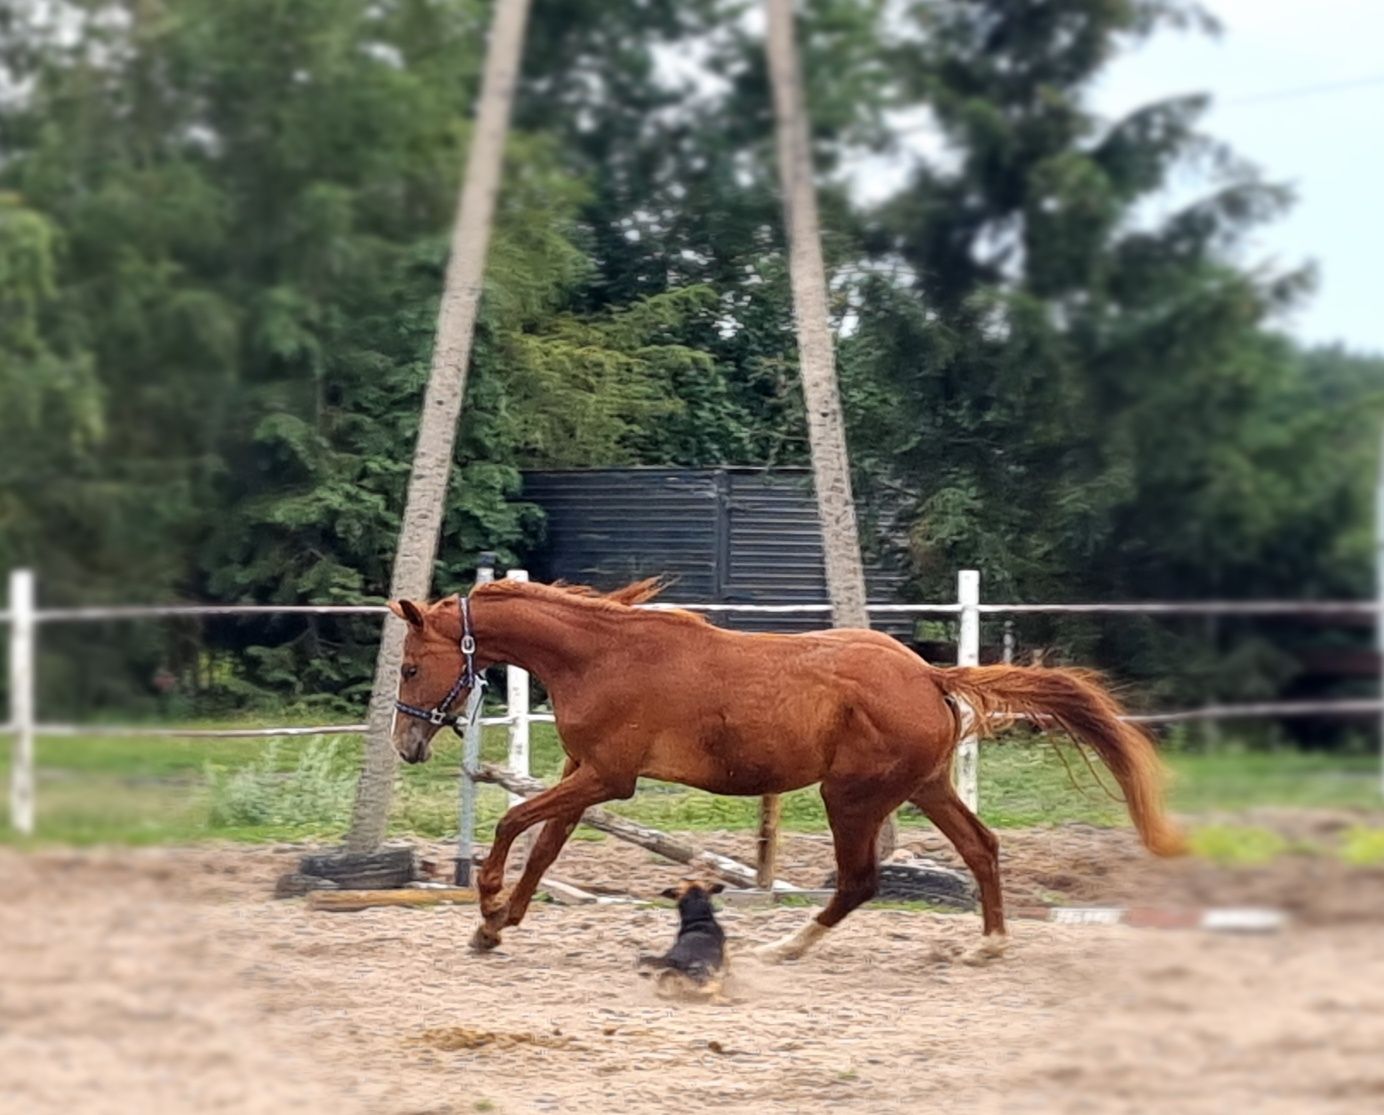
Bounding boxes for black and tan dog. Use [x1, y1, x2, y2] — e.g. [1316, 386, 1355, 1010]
[637, 880, 730, 1002]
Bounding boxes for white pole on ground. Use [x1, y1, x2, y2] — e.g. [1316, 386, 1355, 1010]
[504, 569, 531, 807]
[1376, 427, 1384, 798]
[954, 569, 981, 813]
[8, 569, 36, 835]
[1002, 619, 1015, 666]
[456, 556, 496, 886]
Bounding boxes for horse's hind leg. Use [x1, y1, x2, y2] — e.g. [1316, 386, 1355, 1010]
[910, 779, 1007, 960]
[755, 780, 893, 963]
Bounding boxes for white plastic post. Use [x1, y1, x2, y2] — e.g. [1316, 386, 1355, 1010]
[954, 570, 980, 813]
[504, 569, 531, 807]
[9, 569, 36, 835]
[456, 557, 496, 886]
[1002, 619, 1015, 666]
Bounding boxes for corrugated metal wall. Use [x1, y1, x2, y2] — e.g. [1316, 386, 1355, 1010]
[520, 468, 909, 635]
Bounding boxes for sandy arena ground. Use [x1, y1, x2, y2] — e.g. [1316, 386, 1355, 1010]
[3, 818, 1383, 1115]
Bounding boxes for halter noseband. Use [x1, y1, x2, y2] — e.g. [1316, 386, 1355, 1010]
[394, 595, 485, 736]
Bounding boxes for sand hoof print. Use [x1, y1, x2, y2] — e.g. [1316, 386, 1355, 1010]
[962, 934, 1009, 966]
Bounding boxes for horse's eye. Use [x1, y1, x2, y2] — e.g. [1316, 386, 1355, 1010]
[401, 664, 419, 680]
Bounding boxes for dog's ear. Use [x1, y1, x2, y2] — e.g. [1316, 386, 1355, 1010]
[707, 882, 725, 895]
[660, 887, 680, 900]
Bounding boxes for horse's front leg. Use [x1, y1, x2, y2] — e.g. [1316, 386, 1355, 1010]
[501, 760, 582, 929]
[471, 765, 613, 952]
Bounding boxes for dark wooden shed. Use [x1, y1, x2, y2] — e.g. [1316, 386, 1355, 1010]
[519, 468, 909, 635]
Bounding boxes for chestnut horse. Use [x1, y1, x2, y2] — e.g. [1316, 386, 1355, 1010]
[388, 579, 1183, 961]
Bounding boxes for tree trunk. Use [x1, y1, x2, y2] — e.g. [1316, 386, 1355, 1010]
[764, 0, 895, 858]
[345, 0, 533, 851]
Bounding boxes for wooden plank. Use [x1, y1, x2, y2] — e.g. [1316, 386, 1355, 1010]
[306, 888, 477, 912]
[473, 764, 803, 891]
[755, 794, 781, 888]
[539, 877, 597, 905]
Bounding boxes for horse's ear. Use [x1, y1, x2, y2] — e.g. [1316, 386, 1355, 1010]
[388, 600, 425, 628]
[707, 882, 725, 895]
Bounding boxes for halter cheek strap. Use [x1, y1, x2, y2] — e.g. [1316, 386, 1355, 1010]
[394, 595, 486, 736]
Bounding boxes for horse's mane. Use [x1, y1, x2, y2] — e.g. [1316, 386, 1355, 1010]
[479, 576, 709, 623]
[552, 577, 669, 606]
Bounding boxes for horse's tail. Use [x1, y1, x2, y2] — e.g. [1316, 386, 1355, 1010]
[928, 664, 1186, 857]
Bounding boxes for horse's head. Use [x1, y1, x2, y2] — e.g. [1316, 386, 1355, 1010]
[387, 595, 472, 764]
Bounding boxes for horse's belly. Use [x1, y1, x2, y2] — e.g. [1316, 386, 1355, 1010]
[642, 753, 823, 797]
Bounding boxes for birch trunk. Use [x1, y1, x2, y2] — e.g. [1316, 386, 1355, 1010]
[764, 0, 894, 857]
[346, 0, 533, 851]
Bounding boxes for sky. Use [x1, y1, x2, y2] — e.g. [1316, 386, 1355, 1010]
[1095, 0, 1383, 352]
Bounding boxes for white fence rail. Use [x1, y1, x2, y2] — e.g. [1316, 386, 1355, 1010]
[5, 566, 1383, 833]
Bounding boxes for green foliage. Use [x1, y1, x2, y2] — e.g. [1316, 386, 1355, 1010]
[0, 0, 752, 713]
[204, 739, 357, 831]
[829, 0, 1382, 730]
[0, 0, 1379, 735]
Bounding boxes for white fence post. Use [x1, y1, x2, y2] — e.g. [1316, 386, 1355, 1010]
[456, 555, 496, 886]
[954, 569, 980, 813]
[504, 569, 531, 807]
[9, 569, 36, 835]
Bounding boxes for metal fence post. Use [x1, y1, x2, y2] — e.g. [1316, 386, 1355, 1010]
[954, 569, 980, 813]
[504, 569, 531, 807]
[8, 569, 36, 835]
[456, 554, 496, 886]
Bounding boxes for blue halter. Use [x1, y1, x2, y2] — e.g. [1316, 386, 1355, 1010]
[394, 595, 484, 736]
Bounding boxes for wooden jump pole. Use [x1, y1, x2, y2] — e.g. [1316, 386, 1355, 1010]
[755, 792, 782, 888]
[473, 764, 801, 892]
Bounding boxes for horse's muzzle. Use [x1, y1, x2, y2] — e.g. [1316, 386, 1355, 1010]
[393, 721, 434, 765]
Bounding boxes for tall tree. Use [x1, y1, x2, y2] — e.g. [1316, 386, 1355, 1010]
[834, 0, 1378, 720]
[346, 0, 535, 851]
[763, 0, 887, 861]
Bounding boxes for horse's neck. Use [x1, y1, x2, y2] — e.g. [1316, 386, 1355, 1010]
[472, 594, 601, 690]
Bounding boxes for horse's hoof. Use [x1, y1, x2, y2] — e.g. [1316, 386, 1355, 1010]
[753, 920, 827, 964]
[962, 934, 1008, 966]
[469, 925, 503, 953]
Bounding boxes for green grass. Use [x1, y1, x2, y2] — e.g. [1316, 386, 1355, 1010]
[1, 719, 1380, 848]
[1341, 827, 1384, 865]
[1186, 824, 1291, 865]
